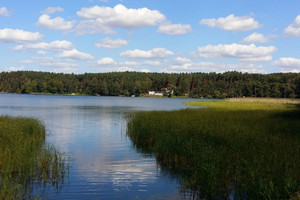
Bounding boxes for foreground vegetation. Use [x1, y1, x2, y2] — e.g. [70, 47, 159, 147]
[1, 71, 300, 98]
[127, 99, 300, 199]
[0, 116, 70, 199]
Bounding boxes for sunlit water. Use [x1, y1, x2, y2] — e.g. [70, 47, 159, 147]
[0, 94, 200, 199]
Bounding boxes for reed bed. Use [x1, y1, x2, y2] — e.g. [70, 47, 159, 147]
[0, 116, 70, 199]
[185, 98, 300, 111]
[127, 100, 300, 199]
[226, 97, 300, 104]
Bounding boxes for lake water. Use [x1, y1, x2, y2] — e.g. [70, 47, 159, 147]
[0, 94, 200, 199]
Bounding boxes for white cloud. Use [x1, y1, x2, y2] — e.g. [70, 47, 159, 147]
[95, 59, 142, 72]
[14, 40, 73, 51]
[116, 66, 136, 72]
[0, 7, 10, 17]
[120, 48, 174, 59]
[77, 4, 165, 27]
[272, 57, 300, 72]
[97, 57, 116, 65]
[3, 66, 25, 72]
[0, 28, 42, 43]
[76, 4, 165, 34]
[241, 32, 269, 43]
[284, 15, 300, 37]
[37, 50, 47, 55]
[18, 56, 79, 73]
[37, 14, 75, 31]
[143, 60, 161, 66]
[96, 54, 269, 73]
[195, 43, 276, 62]
[95, 38, 128, 49]
[175, 57, 192, 64]
[121, 61, 140, 67]
[141, 69, 150, 73]
[165, 61, 266, 74]
[157, 21, 192, 35]
[58, 49, 94, 60]
[76, 19, 116, 35]
[200, 14, 262, 32]
[42, 7, 64, 14]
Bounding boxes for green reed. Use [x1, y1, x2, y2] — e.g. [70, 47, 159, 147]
[0, 116, 70, 199]
[127, 100, 300, 199]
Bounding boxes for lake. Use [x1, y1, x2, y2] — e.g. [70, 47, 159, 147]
[0, 93, 200, 199]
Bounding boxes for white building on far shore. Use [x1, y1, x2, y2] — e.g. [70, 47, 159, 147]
[148, 91, 163, 96]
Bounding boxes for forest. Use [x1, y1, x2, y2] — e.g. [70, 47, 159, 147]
[0, 71, 299, 98]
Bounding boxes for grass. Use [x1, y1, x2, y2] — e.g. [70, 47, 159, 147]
[127, 98, 300, 199]
[0, 116, 70, 199]
[184, 97, 300, 111]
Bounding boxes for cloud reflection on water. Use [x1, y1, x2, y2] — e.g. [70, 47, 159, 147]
[0, 95, 196, 199]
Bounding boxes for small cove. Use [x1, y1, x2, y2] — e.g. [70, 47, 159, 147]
[0, 94, 201, 199]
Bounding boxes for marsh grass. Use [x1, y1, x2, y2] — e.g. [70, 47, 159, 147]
[0, 116, 70, 199]
[185, 97, 300, 111]
[127, 99, 300, 199]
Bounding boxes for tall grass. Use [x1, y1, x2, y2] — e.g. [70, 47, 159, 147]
[127, 99, 300, 199]
[0, 116, 70, 199]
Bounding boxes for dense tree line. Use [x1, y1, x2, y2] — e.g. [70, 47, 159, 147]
[0, 71, 299, 98]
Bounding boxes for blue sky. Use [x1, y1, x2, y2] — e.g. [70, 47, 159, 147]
[1, 0, 300, 74]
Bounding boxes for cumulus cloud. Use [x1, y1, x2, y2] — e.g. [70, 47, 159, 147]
[14, 40, 73, 51]
[42, 7, 64, 14]
[141, 69, 150, 73]
[200, 14, 262, 32]
[77, 19, 116, 35]
[174, 57, 192, 64]
[96, 55, 268, 73]
[76, 19, 116, 35]
[77, 4, 165, 27]
[165, 61, 266, 73]
[120, 48, 173, 59]
[284, 15, 300, 37]
[21, 56, 76, 67]
[76, 4, 165, 34]
[194, 43, 276, 62]
[272, 57, 300, 72]
[95, 38, 128, 49]
[19, 56, 79, 73]
[0, 28, 42, 43]
[0, 7, 10, 17]
[37, 14, 75, 31]
[97, 57, 116, 65]
[143, 60, 161, 66]
[95, 59, 143, 72]
[157, 21, 192, 35]
[3, 66, 25, 72]
[241, 32, 269, 43]
[58, 49, 94, 60]
[37, 50, 47, 55]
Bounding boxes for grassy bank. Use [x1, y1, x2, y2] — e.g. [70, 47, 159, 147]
[0, 116, 70, 199]
[127, 99, 300, 199]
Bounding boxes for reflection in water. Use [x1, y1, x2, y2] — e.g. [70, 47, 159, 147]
[0, 94, 200, 199]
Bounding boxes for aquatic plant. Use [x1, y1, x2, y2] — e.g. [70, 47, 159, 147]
[0, 116, 70, 199]
[127, 99, 300, 199]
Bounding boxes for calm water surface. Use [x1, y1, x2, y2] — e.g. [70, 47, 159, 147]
[0, 94, 200, 199]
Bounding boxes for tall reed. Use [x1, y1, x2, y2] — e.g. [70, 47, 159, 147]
[0, 116, 70, 199]
[127, 100, 300, 199]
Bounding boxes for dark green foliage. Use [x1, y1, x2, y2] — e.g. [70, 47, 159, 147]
[0, 71, 300, 98]
[127, 107, 300, 199]
[0, 116, 70, 199]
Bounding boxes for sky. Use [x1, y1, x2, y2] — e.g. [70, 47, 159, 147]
[1, 0, 300, 74]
